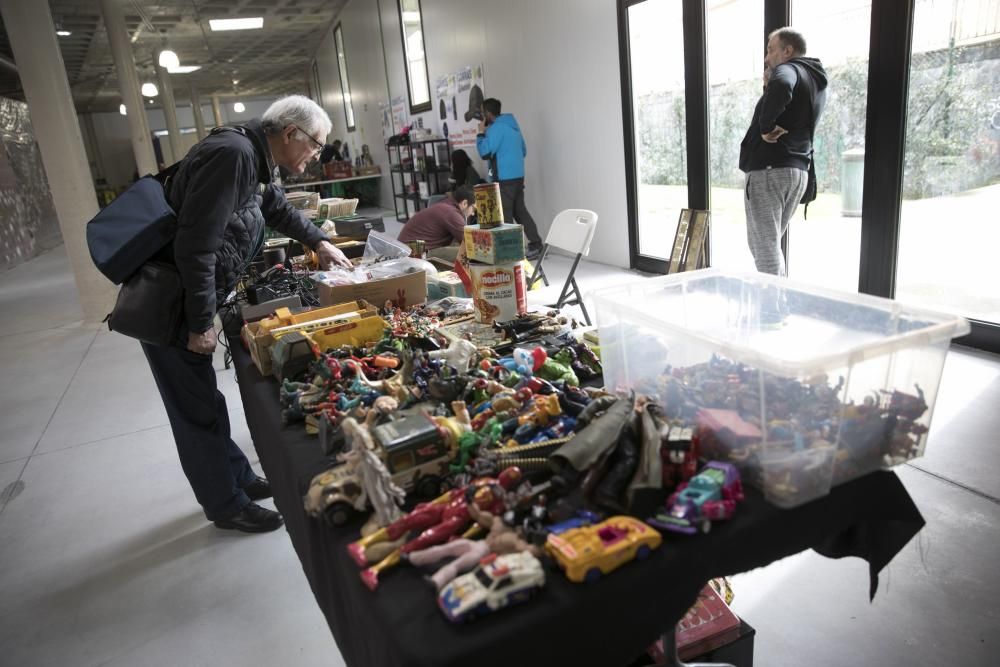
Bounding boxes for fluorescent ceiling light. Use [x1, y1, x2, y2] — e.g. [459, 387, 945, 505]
[56, 30, 72, 37]
[209, 17, 263, 31]
[401, 11, 421, 22]
[158, 50, 180, 69]
[119, 104, 127, 115]
[141, 82, 158, 97]
[233, 102, 246, 113]
[168, 65, 201, 74]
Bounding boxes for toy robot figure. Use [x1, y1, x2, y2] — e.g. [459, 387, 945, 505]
[348, 467, 523, 590]
[340, 418, 405, 528]
[661, 425, 700, 490]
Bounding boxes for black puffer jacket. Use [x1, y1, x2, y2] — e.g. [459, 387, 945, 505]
[739, 57, 828, 173]
[166, 119, 326, 333]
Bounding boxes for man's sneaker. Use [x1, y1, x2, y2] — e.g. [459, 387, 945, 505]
[526, 245, 542, 261]
[213, 502, 283, 533]
[242, 475, 272, 501]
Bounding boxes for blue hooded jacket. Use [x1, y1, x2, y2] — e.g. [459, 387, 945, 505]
[476, 113, 527, 181]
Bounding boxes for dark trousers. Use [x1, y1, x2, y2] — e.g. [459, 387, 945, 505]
[141, 341, 254, 520]
[499, 178, 543, 248]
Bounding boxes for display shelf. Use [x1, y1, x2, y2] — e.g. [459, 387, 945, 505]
[386, 137, 450, 223]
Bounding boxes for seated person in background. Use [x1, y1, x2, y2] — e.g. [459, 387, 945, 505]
[398, 186, 474, 261]
[450, 149, 483, 189]
[320, 139, 344, 163]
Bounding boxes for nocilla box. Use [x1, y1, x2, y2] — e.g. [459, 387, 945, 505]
[464, 223, 525, 265]
[469, 261, 527, 324]
[318, 271, 427, 309]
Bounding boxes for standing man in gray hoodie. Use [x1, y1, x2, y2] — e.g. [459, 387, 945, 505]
[739, 27, 828, 277]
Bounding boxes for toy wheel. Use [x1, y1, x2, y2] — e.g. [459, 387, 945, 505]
[635, 545, 651, 561]
[325, 502, 352, 527]
[417, 475, 443, 499]
[584, 567, 602, 584]
[699, 519, 711, 534]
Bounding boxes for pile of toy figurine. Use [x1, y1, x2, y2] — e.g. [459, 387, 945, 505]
[280, 303, 754, 624]
[283, 303, 930, 623]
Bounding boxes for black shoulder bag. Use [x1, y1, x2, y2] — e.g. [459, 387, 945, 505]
[792, 62, 821, 220]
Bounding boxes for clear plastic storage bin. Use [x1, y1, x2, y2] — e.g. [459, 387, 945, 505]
[592, 269, 970, 508]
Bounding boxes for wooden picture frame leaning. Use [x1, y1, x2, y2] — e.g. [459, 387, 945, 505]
[668, 208, 710, 274]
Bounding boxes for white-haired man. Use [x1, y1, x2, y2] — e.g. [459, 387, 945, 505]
[143, 95, 350, 533]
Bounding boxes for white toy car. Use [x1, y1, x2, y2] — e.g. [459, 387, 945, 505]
[437, 551, 545, 622]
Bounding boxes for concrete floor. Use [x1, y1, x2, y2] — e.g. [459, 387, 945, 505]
[1, 226, 997, 666]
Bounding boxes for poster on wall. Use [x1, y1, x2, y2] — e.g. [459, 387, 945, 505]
[380, 101, 393, 142]
[432, 73, 456, 140]
[391, 95, 408, 135]
[452, 64, 485, 151]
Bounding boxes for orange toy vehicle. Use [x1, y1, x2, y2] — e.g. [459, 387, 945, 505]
[544, 515, 662, 583]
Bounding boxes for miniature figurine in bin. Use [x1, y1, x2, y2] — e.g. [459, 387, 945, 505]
[438, 551, 545, 623]
[545, 515, 662, 583]
[647, 461, 744, 535]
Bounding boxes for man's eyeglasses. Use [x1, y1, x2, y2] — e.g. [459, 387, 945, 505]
[291, 124, 323, 155]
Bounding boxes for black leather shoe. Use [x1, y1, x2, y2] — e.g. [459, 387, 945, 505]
[213, 502, 284, 533]
[242, 476, 272, 501]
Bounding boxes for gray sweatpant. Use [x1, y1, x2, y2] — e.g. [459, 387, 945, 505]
[744, 167, 807, 276]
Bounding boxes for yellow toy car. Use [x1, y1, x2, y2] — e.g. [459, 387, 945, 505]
[544, 515, 662, 583]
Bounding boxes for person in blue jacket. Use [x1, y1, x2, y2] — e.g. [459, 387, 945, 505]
[476, 98, 543, 258]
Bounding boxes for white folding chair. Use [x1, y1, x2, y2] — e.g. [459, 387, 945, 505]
[527, 209, 598, 325]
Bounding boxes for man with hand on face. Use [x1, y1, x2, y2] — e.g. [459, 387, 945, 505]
[398, 186, 476, 262]
[476, 97, 543, 259]
[143, 95, 351, 534]
[739, 27, 828, 277]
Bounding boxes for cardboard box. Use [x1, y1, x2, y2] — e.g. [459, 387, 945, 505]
[241, 321, 275, 376]
[259, 299, 377, 335]
[464, 224, 525, 265]
[318, 271, 427, 309]
[427, 270, 468, 300]
[469, 261, 527, 324]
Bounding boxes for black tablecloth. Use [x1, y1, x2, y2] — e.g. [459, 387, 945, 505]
[227, 332, 925, 667]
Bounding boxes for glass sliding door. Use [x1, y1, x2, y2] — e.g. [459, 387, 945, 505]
[624, 0, 688, 265]
[706, 0, 764, 274]
[784, 1, 871, 292]
[898, 0, 1000, 324]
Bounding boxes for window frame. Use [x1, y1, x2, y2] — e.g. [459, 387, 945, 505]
[333, 22, 357, 132]
[397, 0, 433, 114]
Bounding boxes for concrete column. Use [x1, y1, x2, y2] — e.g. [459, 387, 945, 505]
[0, 0, 117, 321]
[189, 84, 206, 140]
[100, 0, 156, 176]
[154, 55, 182, 161]
[211, 95, 224, 127]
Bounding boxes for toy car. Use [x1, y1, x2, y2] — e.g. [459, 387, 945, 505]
[648, 461, 744, 535]
[544, 515, 662, 583]
[437, 552, 545, 622]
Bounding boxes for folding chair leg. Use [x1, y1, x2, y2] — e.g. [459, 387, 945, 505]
[528, 244, 550, 288]
[572, 278, 592, 326]
[554, 253, 584, 307]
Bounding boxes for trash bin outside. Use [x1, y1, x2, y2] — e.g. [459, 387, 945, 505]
[841, 148, 865, 217]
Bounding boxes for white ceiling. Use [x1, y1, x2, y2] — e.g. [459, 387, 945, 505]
[0, 0, 348, 112]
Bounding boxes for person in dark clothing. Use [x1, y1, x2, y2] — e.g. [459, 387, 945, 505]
[144, 95, 351, 534]
[320, 139, 344, 163]
[739, 27, 828, 276]
[450, 149, 482, 189]
[476, 98, 543, 259]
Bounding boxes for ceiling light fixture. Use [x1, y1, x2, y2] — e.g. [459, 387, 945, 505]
[119, 104, 127, 115]
[233, 102, 246, 113]
[141, 82, 159, 97]
[56, 29, 72, 37]
[209, 17, 263, 31]
[158, 49, 180, 70]
[168, 65, 201, 74]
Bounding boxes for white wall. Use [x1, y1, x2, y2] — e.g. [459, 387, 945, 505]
[314, 2, 398, 211]
[314, 0, 630, 267]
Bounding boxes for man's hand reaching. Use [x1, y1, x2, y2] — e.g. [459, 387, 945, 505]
[315, 239, 353, 270]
